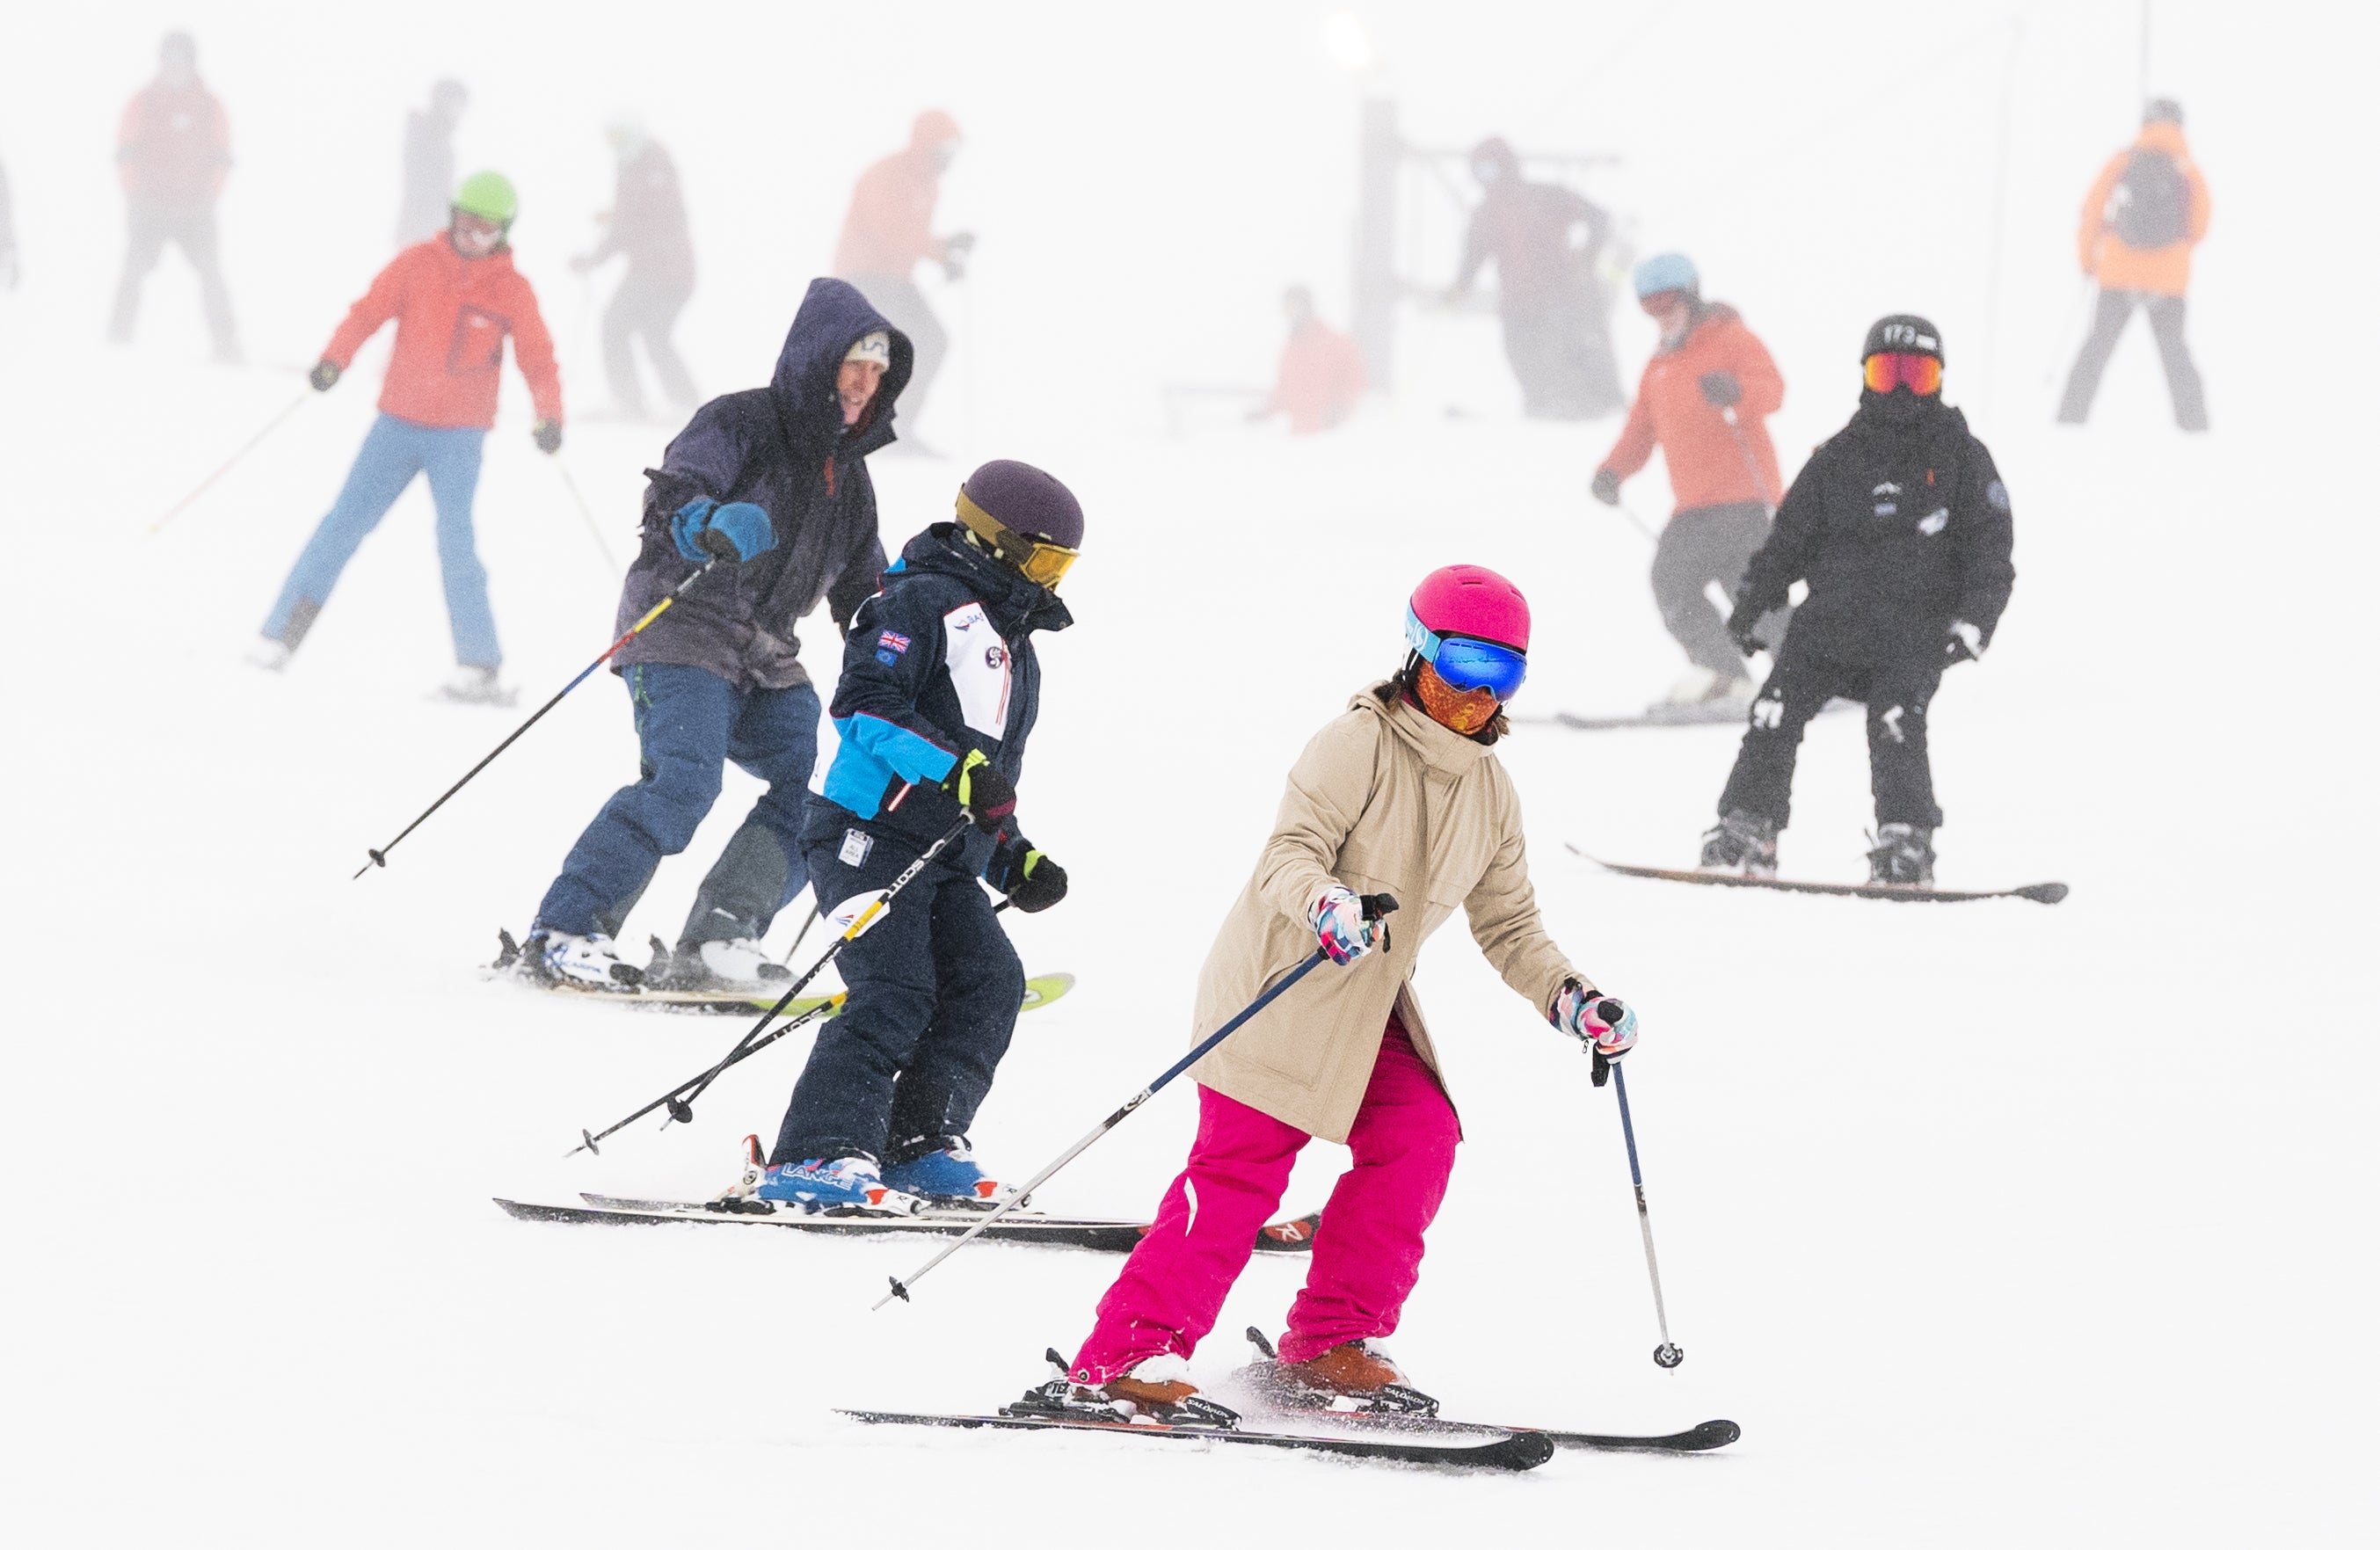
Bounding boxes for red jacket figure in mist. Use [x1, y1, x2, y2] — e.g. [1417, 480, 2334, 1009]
[1255, 287, 1367, 434]
[254, 171, 564, 702]
[833, 111, 971, 447]
[107, 32, 239, 360]
[1592, 253, 1790, 708]
[2057, 99, 2211, 431]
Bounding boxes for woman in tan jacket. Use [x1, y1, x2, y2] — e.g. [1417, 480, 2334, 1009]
[1052, 565, 1641, 1423]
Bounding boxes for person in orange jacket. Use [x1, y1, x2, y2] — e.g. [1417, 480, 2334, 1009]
[833, 110, 971, 448]
[107, 32, 238, 361]
[2058, 98, 2210, 431]
[1250, 286, 1366, 434]
[251, 171, 564, 702]
[1591, 253, 1788, 707]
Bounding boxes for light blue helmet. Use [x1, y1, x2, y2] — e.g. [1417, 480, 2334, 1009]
[1632, 252, 1700, 300]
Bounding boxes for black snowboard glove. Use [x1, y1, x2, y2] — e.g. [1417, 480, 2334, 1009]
[1725, 597, 1767, 658]
[940, 748, 1018, 834]
[533, 419, 564, 455]
[1942, 619, 1984, 664]
[1590, 468, 1621, 506]
[309, 360, 341, 392]
[1699, 371, 1742, 408]
[1003, 849, 1068, 913]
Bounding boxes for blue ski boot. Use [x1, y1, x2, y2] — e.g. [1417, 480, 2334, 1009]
[882, 1138, 1013, 1208]
[749, 1149, 924, 1216]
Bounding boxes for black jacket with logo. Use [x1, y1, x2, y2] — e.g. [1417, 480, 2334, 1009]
[1739, 394, 2015, 664]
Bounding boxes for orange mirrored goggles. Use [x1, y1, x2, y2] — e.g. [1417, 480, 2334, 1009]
[1863, 352, 1943, 395]
[955, 491, 1079, 590]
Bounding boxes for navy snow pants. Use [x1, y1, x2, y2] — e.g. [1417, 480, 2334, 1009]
[534, 663, 820, 947]
[770, 819, 1024, 1168]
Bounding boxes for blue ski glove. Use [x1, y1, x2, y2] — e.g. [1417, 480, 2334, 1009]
[672, 498, 776, 564]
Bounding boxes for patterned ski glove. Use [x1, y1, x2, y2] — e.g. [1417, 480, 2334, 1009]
[1309, 884, 1379, 965]
[940, 749, 1018, 835]
[1553, 979, 1639, 1059]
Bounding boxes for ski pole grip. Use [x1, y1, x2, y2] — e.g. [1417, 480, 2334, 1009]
[1359, 892, 1399, 921]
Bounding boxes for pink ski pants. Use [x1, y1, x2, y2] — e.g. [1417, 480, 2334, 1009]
[1071, 1022, 1459, 1381]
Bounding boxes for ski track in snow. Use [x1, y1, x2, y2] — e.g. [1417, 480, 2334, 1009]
[4, 5, 2374, 1546]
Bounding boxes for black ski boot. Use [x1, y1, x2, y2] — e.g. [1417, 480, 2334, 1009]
[1698, 809, 1779, 877]
[1867, 823, 1935, 887]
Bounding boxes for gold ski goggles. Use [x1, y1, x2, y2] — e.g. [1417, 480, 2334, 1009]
[955, 491, 1079, 590]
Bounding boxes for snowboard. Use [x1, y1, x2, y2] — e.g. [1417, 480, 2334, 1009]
[1538, 696, 1854, 732]
[1568, 846, 2068, 905]
[836, 1408, 1555, 1471]
[493, 1196, 1324, 1255]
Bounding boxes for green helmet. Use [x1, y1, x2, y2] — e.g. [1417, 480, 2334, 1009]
[452, 171, 518, 226]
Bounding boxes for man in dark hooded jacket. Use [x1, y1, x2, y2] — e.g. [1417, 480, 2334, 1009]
[523, 278, 912, 990]
[737, 460, 1082, 1214]
[1699, 316, 2014, 887]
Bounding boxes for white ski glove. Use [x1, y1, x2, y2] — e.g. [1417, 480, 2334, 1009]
[1308, 884, 1378, 965]
[1552, 979, 1639, 1059]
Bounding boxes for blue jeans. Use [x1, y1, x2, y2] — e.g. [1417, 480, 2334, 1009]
[535, 663, 822, 945]
[262, 414, 499, 667]
[770, 820, 1023, 1167]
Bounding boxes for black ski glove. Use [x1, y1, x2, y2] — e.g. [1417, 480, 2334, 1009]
[533, 419, 564, 455]
[1726, 597, 1767, 658]
[1942, 619, 1984, 664]
[940, 748, 1017, 834]
[309, 360, 341, 392]
[1699, 371, 1742, 408]
[1003, 849, 1068, 913]
[1590, 468, 1621, 506]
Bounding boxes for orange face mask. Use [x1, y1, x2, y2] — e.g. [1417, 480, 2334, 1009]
[1414, 659, 1500, 734]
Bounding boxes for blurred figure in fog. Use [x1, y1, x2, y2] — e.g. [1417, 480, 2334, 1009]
[1445, 136, 1621, 420]
[108, 32, 238, 361]
[519, 280, 910, 994]
[251, 172, 563, 705]
[1592, 253, 1787, 710]
[835, 111, 970, 453]
[395, 79, 468, 246]
[1249, 286, 1366, 434]
[2058, 98, 2210, 432]
[0, 153, 18, 288]
[573, 118, 698, 418]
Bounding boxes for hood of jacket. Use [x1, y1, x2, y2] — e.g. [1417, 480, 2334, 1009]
[890, 522, 1075, 637]
[770, 277, 915, 467]
[1353, 681, 1494, 779]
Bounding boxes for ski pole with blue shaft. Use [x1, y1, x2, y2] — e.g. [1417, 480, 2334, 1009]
[875, 892, 1400, 1310]
[1605, 1052, 1686, 1369]
[353, 546, 728, 879]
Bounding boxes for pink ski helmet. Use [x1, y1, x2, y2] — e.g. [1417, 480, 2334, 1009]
[1405, 564, 1530, 700]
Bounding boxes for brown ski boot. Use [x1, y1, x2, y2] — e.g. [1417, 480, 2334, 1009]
[1256, 1331, 1439, 1416]
[1010, 1350, 1239, 1429]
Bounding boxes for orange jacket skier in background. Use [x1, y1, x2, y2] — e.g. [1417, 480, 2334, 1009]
[107, 31, 239, 359]
[834, 111, 969, 443]
[1593, 253, 1790, 709]
[1254, 287, 1366, 435]
[321, 226, 563, 431]
[2058, 99, 2211, 431]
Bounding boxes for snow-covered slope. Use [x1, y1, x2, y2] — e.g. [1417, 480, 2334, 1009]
[4, 3, 2371, 1545]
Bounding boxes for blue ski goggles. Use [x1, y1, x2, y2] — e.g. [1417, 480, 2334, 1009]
[1405, 607, 1528, 700]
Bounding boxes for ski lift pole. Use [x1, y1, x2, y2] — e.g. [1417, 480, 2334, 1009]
[352, 553, 724, 878]
[875, 894, 1400, 1310]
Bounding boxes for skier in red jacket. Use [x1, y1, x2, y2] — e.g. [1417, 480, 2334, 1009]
[107, 32, 238, 361]
[833, 111, 971, 448]
[1592, 253, 1788, 709]
[251, 172, 564, 702]
[1250, 287, 1366, 434]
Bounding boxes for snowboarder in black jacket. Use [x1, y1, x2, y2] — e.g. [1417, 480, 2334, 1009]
[745, 460, 1084, 1215]
[1699, 316, 2014, 886]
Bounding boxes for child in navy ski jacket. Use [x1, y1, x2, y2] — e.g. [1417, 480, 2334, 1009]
[744, 461, 1085, 1214]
